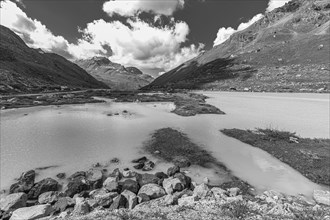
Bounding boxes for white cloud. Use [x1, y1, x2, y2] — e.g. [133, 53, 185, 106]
[103, 0, 184, 17]
[74, 18, 204, 71]
[0, 0, 73, 58]
[0, 0, 202, 72]
[213, 14, 263, 46]
[266, 0, 292, 12]
[213, 0, 293, 47]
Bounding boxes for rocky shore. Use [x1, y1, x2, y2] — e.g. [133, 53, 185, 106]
[1, 162, 329, 220]
[0, 90, 224, 117]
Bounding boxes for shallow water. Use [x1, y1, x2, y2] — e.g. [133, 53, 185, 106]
[1, 92, 329, 196]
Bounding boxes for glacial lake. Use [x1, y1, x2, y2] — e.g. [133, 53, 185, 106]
[1, 92, 329, 197]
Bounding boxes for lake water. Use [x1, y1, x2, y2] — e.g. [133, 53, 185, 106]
[1, 92, 329, 197]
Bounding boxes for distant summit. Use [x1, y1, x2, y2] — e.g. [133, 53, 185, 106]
[75, 57, 153, 91]
[0, 25, 108, 94]
[144, 0, 329, 92]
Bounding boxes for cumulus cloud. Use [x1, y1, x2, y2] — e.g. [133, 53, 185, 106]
[213, 13, 263, 46]
[0, 0, 73, 58]
[0, 0, 202, 72]
[73, 18, 204, 70]
[266, 0, 292, 12]
[103, 0, 184, 17]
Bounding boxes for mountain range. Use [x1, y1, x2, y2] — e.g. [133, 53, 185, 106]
[0, 25, 108, 94]
[144, 0, 330, 92]
[75, 57, 153, 91]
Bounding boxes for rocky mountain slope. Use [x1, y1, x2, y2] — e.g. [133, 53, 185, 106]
[0, 25, 108, 94]
[144, 0, 330, 92]
[75, 57, 153, 91]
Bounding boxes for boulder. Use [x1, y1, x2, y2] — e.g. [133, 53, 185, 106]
[121, 190, 138, 209]
[69, 171, 86, 180]
[132, 157, 147, 164]
[86, 169, 103, 189]
[121, 179, 139, 194]
[193, 183, 210, 199]
[138, 184, 166, 200]
[27, 178, 59, 199]
[136, 174, 159, 187]
[9, 204, 52, 220]
[0, 193, 27, 212]
[103, 177, 119, 192]
[9, 170, 35, 194]
[53, 197, 75, 213]
[109, 195, 127, 210]
[313, 190, 330, 206]
[162, 177, 184, 195]
[167, 166, 180, 177]
[142, 161, 155, 171]
[73, 197, 90, 215]
[38, 191, 63, 204]
[137, 193, 150, 204]
[65, 176, 90, 197]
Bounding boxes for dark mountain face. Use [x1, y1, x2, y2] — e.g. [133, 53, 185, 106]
[75, 57, 153, 91]
[0, 25, 108, 94]
[144, 0, 330, 92]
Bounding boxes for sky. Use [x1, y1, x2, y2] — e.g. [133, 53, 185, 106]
[0, 0, 291, 76]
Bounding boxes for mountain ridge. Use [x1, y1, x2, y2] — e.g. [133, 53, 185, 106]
[75, 57, 154, 91]
[144, 0, 330, 92]
[0, 25, 108, 94]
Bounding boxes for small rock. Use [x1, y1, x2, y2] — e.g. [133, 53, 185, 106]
[133, 163, 144, 170]
[203, 177, 209, 184]
[137, 193, 150, 204]
[10, 204, 52, 220]
[121, 190, 138, 209]
[27, 178, 59, 199]
[121, 179, 139, 194]
[0, 193, 27, 212]
[167, 166, 180, 177]
[103, 177, 119, 192]
[86, 169, 103, 189]
[228, 187, 240, 197]
[178, 195, 198, 206]
[136, 174, 159, 187]
[109, 168, 122, 179]
[155, 172, 168, 180]
[109, 195, 127, 210]
[53, 197, 75, 213]
[313, 190, 330, 206]
[123, 170, 136, 178]
[162, 177, 184, 195]
[142, 160, 155, 171]
[173, 156, 191, 168]
[138, 184, 166, 200]
[132, 157, 147, 164]
[73, 197, 90, 215]
[154, 150, 160, 154]
[65, 176, 90, 197]
[10, 170, 35, 194]
[193, 183, 210, 199]
[56, 173, 66, 179]
[38, 191, 63, 204]
[211, 187, 227, 200]
[110, 158, 120, 163]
